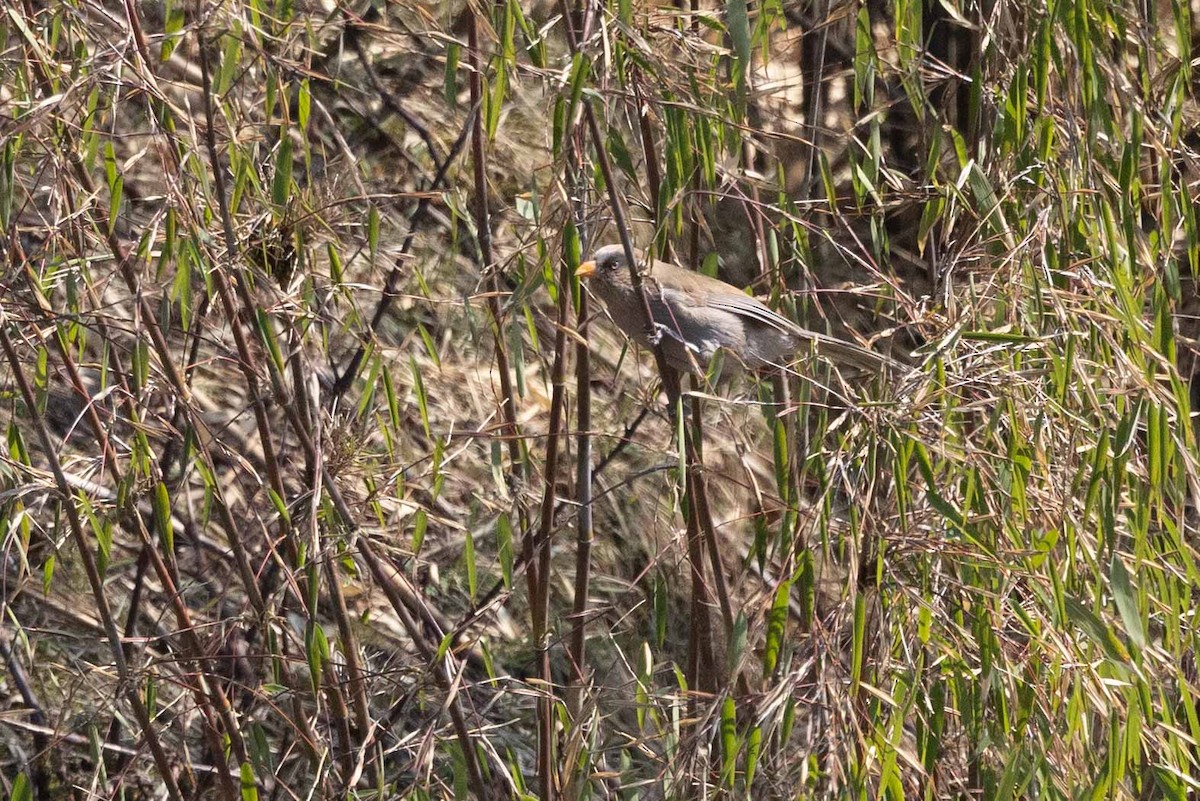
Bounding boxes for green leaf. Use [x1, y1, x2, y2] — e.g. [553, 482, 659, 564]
[80, 494, 111, 575]
[368, 206, 380, 257]
[727, 0, 750, 105]
[410, 356, 430, 438]
[435, 629, 455, 663]
[450, 740, 469, 799]
[146, 675, 157, 716]
[772, 418, 789, 503]
[248, 722, 275, 773]
[255, 309, 285, 373]
[565, 52, 589, 136]
[850, 594, 866, 694]
[966, 160, 1012, 248]
[552, 96, 566, 160]
[104, 143, 123, 234]
[1110, 555, 1146, 651]
[297, 79, 310, 132]
[444, 42, 460, 106]
[240, 762, 259, 801]
[487, 61, 507, 139]
[10, 772, 31, 801]
[382, 365, 401, 428]
[152, 481, 173, 553]
[606, 127, 636, 178]
[0, 139, 16, 229]
[654, 571, 667, 648]
[720, 696, 738, 786]
[272, 135, 293, 207]
[160, 0, 185, 60]
[306, 623, 329, 694]
[744, 724, 762, 790]
[412, 509, 428, 554]
[217, 30, 243, 96]
[464, 526, 476, 601]
[327, 242, 344, 284]
[1063, 595, 1128, 665]
[267, 487, 290, 526]
[763, 579, 790, 674]
[42, 554, 55, 595]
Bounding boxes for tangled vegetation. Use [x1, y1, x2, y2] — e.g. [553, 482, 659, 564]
[3, 0, 1200, 798]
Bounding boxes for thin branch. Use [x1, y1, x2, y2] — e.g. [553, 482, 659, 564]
[0, 310, 188, 801]
[330, 102, 480, 401]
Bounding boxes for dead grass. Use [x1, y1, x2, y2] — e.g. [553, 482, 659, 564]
[3, 0, 1200, 799]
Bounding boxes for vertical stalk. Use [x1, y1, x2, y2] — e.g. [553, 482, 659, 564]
[569, 284, 593, 692]
[0, 315, 188, 801]
[801, 0, 833, 201]
[468, 15, 524, 478]
[563, 10, 595, 792]
[467, 6, 540, 797]
[568, 156, 594, 704]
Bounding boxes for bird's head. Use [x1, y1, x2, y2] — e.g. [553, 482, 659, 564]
[576, 244, 640, 290]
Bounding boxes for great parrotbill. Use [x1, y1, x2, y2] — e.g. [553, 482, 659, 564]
[576, 245, 893, 374]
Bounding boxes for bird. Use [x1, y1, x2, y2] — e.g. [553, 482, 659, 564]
[576, 244, 896, 375]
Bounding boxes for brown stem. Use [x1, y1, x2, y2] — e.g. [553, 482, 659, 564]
[684, 460, 716, 693]
[563, 25, 595, 734]
[357, 539, 492, 798]
[0, 628, 51, 798]
[466, 8, 538, 798]
[0, 312, 188, 801]
[330, 101, 479, 400]
[20, 0, 270, 628]
[633, 75, 669, 261]
[196, 33, 290, 545]
[569, 288, 594, 696]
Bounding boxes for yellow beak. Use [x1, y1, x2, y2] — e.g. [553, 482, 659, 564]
[575, 260, 596, 280]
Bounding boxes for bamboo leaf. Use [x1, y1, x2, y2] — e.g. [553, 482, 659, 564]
[720, 696, 737, 787]
[727, 0, 750, 106]
[464, 525, 476, 601]
[240, 762, 259, 801]
[272, 135, 292, 207]
[152, 481, 173, 554]
[1110, 555, 1145, 651]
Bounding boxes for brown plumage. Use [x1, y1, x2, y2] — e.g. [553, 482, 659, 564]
[576, 245, 895, 375]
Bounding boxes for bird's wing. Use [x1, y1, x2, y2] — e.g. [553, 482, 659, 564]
[700, 292, 802, 335]
[703, 291, 901, 373]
